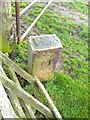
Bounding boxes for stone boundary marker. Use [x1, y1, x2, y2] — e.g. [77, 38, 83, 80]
[28, 34, 63, 81]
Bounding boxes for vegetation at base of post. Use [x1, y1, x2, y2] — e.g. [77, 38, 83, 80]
[10, 2, 88, 118]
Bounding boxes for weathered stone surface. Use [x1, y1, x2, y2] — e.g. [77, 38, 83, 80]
[28, 34, 63, 81]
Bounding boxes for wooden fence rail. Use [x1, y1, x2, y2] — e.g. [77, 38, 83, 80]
[20, 0, 38, 17]
[0, 51, 62, 119]
[20, 0, 53, 42]
[0, 64, 18, 118]
[15, 0, 53, 43]
[0, 72, 54, 118]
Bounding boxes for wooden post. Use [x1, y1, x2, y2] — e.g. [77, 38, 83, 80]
[15, 0, 20, 44]
[0, 0, 12, 53]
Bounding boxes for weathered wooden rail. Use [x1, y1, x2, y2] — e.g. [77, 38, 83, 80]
[0, 51, 62, 119]
[20, 0, 38, 17]
[15, 0, 53, 43]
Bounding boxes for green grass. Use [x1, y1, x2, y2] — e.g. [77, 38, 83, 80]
[45, 72, 88, 118]
[61, 2, 88, 14]
[10, 41, 28, 70]
[23, 4, 88, 82]
[11, 2, 88, 118]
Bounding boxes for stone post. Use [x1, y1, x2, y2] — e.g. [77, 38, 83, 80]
[28, 34, 63, 81]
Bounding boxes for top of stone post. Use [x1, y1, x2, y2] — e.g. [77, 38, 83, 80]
[28, 34, 63, 52]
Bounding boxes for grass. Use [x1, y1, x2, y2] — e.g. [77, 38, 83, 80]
[61, 2, 88, 14]
[45, 72, 88, 118]
[9, 41, 28, 70]
[11, 2, 88, 118]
